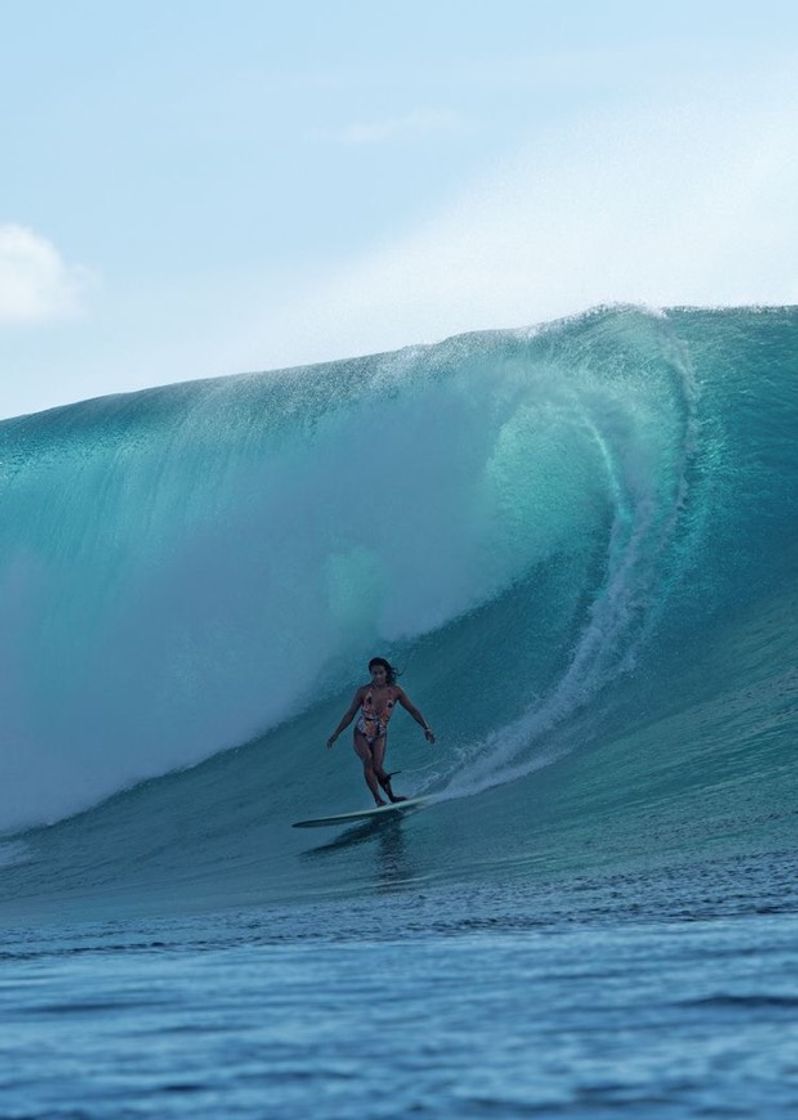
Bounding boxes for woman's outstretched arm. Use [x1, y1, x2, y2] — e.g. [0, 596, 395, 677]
[396, 688, 436, 743]
[327, 689, 363, 748]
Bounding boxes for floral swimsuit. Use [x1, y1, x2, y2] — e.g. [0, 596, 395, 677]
[356, 688, 396, 744]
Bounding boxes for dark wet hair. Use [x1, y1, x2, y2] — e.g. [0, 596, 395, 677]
[368, 657, 400, 686]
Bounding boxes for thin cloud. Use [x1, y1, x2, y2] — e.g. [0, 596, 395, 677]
[329, 108, 465, 145]
[0, 224, 93, 325]
[261, 78, 798, 369]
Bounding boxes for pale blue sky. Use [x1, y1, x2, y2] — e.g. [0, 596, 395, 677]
[2, 1, 797, 417]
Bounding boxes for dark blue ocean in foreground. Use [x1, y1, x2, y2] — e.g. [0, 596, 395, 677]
[1, 305, 796, 1116]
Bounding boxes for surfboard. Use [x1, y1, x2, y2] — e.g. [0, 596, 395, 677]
[292, 797, 426, 829]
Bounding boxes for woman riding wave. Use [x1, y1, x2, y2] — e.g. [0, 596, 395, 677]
[327, 657, 436, 805]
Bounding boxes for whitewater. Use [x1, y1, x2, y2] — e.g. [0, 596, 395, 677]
[1, 305, 797, 1118]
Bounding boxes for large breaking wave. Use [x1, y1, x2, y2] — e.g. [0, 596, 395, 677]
[1, 305, 796, 913]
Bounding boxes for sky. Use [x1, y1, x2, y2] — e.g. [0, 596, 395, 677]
[1, 0, 798, 419]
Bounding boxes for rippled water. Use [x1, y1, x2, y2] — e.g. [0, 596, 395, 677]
[3, 853, 798, 1119]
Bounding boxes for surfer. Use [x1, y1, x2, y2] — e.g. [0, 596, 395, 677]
[326, 657, 436, 806]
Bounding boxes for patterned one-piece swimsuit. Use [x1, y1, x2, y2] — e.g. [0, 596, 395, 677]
[356, 689, 396, 744]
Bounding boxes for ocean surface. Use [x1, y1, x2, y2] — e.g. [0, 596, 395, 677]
[1, 305, 796, 1117]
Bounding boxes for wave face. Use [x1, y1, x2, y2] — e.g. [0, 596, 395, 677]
[1, 306, 796, 913]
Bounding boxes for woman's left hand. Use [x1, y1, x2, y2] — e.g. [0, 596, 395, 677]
[424, 728, 436, 744]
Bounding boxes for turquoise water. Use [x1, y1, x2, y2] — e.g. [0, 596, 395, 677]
[4, 906, 798, 1119]
[1, 305, 797, 1115]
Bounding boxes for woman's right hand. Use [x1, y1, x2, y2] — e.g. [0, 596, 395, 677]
[326, 733, 337, 749]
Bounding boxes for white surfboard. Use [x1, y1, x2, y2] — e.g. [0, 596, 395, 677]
[292, 797, 427, 829]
